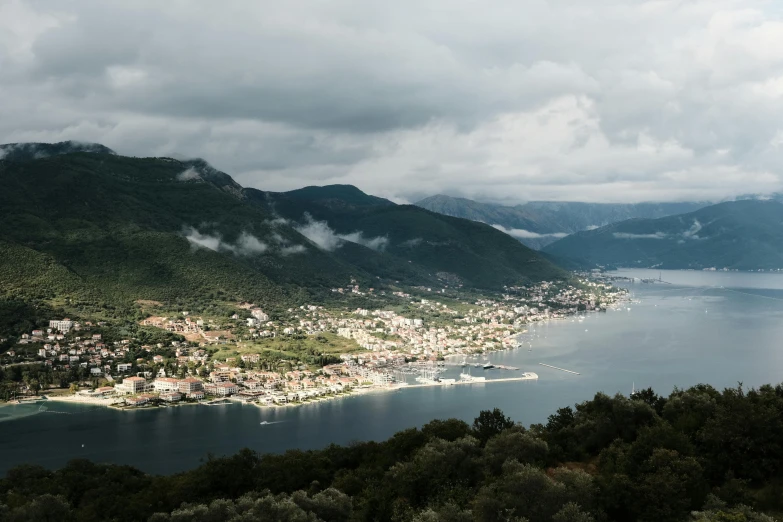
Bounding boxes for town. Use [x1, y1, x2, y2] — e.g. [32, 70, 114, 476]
[1, 278, 627, 408]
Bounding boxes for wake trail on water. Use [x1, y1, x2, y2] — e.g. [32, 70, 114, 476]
[714, 287, 783, 302]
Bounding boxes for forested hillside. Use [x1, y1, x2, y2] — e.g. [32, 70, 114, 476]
[544, 200, 783, 270]
[0, 152, 333, 313]
[250, 186, 566, 288]
[2, 383, 781, 521]
[0, 145, 566, 320]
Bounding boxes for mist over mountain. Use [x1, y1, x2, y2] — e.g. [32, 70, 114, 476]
[543, 200, 783, 270]
[0, 141, 116, 162]
[415, 195, 706, 249]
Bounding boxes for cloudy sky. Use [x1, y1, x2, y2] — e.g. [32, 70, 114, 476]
[2, 0, 783, 203]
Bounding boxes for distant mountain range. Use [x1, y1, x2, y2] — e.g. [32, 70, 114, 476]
[0, 142, 564, 314]
[415, 195, 706, 249]
[543, 199, 783, 270]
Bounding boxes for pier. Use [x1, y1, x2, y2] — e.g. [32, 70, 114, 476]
[538, 363, 580, 375]
[403, 373, 538, 389]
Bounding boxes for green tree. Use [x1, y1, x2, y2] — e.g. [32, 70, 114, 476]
[472, 408, 514, 444]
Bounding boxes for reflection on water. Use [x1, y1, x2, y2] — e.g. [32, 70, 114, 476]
[3, 269, 783, 475]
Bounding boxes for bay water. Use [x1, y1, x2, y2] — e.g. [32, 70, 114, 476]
[3, 269, 783, 475]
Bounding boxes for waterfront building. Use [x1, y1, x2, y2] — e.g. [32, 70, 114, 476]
[160, 391, 182, 402]
[153, 377, 180, 392]
[116, 376, 146, 395]
[178, 378, 204, 395]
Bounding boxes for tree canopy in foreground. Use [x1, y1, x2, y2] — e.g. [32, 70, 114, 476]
[2, 383, 783, 521]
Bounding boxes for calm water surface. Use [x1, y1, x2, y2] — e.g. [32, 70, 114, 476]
[3, 268, 783, 475]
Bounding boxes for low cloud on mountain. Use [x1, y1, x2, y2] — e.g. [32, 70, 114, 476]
[612, 221, 705, 241]
[682, 220, 703, 239]
[184, 227, 269, 255]
[612, 232, 668, 240]
[491, 224, 567, 240]
[176, 167, 200, 181]
[293, 215, 388, 252]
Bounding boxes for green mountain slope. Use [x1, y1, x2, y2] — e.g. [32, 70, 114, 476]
[0, 146, 567, 316]
[0, 152, 356, 310]
[415, 194, 706, 249]
[543, 200, 783, 269]
[251, 186, 567, 288]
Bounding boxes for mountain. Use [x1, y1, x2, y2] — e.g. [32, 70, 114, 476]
[543, 200, 783, 270]
[0, 152, 335, 312]
[248, 185, 567, 288]
[415, 195, 706, 249]
[0, 140, 115, 162]
[0, 145, 566, 316]
[285, 184, 395, 210]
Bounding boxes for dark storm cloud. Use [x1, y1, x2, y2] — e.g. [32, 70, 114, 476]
[1, 0, 783, 203]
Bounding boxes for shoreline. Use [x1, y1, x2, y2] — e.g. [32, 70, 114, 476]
[0, 373, 541, 415]
[1, 301, 626, 416]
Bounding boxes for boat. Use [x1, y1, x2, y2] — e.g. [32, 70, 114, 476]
[483, 364, 495, 369]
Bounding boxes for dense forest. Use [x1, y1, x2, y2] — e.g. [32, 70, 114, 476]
[2, 383, 782, 521]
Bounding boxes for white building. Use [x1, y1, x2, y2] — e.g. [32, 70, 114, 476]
[153, 378, 180, 392]
[49, 319, 74, 333]
[116, 376, 147, 395]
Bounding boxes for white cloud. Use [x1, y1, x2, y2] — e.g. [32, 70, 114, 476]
[183, 227, 269, 256]
[294, 218, 341, 251]
[491, 224, 567, 239]
[339, 231, 389, 251]
[681, 220, 703, 239]
[281, 244, 306, 255]
[184, 228, 223, 252]
[176, 167, 200, 181]
[293, 214, 388, 251]
[612, 232, 667, 240]
[399, 238, 422, 248]
[235, 231, 268, 254]
[2, 1, 783, 203]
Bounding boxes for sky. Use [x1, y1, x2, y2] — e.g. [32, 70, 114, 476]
[1, 0, 783, 204]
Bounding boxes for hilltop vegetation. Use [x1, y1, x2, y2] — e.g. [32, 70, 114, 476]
[285, 184, 395, 209]
[0, 144, 566, 323]
[544, 200, 783, 270]
[2, 383, 783, 521]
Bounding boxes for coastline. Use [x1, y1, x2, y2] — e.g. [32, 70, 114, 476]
[2, 301, 627, 417]
[1, 372, 541, 416]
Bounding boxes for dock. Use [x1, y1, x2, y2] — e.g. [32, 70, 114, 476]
[538, 363, 580, 375]
[403, 373, 538, 389]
